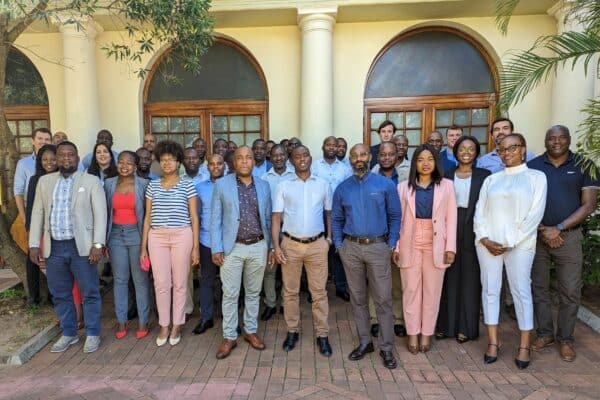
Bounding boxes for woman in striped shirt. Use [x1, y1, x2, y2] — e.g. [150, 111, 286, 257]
[140, 140, 200, 347]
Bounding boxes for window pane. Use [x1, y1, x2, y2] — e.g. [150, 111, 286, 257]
[472, 108, 488, 125]
[152, 117, 168, 133]
[18, 120, 31, 135]
[6, 48, 49, 106]
[407, 147, 416, 160]
[371, 113, 387, 130]
[212, 116, 228, 132]
[471, 127, 487, 143]
[33, 120, 48, 129]
[245, 133, 261, 145]
[406, 112, 422, 129]
[185, 117, 200, 132]
[155, 134, 168, 143]
[480, 144, 488, 155]
[435, 110, 451, 127]
[185, 134, 200, 147]
[229, 116, 244, 132]
[405, 129, 421, 145]
[19, 137, 32, 153]
[388, 112, 404, 129]
[213, 133, 228, 142]
[171, 134, 185, 147]
[170, 117, 184, 133]
[453, 109, 469, 125]
[246, 115, 260, 131]
[371, 131, 381, 146]
[227, 133, 243, 146]
[7, 120, 16, 134]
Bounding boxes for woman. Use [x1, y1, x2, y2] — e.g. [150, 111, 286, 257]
[474, 133, 546, 369]
[140, 140, 200, 346]
[436, 136, 490, 343]
[87, 142, 118, 184]
[394, 144, 457, 354]
[105, 151, 151, 339]
[26, 144, 84, 328]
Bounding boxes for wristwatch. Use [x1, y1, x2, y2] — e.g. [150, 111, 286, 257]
[556, 223, 565, 231]
[93, 243, 103, 249]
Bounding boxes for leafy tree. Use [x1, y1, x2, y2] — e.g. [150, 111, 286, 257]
[0, 0, 214, 298]
[494, 0, 600, 173]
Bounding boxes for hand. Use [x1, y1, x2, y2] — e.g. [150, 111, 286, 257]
[268, 250, 276, 268]
[18, 212, 26, 225]
[274, 247, 287, 265]
[102, 246, 110, 259]
[444, 251, 456, 264]
[88, 247, 102, 264]
[392, 249, 400, 266]
[539, 226, 561, 242]
[481, 238, 507, 256]
[191, 246, 200, 266]
[544, 235, 564, 249]
[212, 252, 224, 267]
[140, 248, 149, 267]
[29, 247, 40, 265]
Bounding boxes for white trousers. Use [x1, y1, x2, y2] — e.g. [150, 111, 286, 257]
[476, 245, 534, 331]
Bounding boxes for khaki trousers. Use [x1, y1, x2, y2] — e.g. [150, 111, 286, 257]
[281, 236, 329, 337]
[369, 267, 404, 324]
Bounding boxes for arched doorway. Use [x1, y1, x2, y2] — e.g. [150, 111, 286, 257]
[143, 36, 268, 149]
[364, 27, 498, 157]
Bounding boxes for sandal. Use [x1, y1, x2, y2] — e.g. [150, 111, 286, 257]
[407, 335, 419, 355]
[515, 347, 531, 370]
[115, 322, 128, 339]
[456, 333, 469, 344]
[484, 343, 500, 364]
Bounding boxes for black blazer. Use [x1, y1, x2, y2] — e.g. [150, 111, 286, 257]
[444, 166, 491, 248]
[25, 175, 41, 232]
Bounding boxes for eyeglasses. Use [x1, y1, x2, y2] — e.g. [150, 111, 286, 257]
[497, 144, 523, 155]
[160, 158, 177, 164]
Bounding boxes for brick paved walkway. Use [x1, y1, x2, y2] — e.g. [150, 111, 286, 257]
[1, 286, 598, 399]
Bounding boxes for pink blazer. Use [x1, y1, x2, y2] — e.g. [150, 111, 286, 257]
[395, 178, 457, 269]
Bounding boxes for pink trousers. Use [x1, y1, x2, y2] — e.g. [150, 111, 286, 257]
[148, 227, 193, 327]
[400, 219, 445, 336]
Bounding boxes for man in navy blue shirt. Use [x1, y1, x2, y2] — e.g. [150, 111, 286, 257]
[332, 143, 401, 369]
[528, 125, 599, 362]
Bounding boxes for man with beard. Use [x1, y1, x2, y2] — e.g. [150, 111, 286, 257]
[193, 138, 208, 177]
[182, 147, 208, 184]
[336, 137, 350, 166]
[260, 144, 295, 321]
[29, 141, 107, 354]
[426, 131, 444, 154]
[143, 133, 163, 178]
[370, 120, 396, 168]
[272, 145, 333, 356]
[332, 143, 401, 369]
[312, 136, 352, 301]
[252, 139, 272, 177]
[136, 147, 158, 180]
[265, 140, 275, 162]
[192, 154, 226, 335]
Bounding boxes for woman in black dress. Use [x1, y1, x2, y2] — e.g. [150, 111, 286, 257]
[436, 136, 490, 342]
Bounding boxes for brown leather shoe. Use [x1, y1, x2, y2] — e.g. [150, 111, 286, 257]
[531, 336, 554, 351]
[216, 339, 237, 359]
[559, 342, 576, 362]
[243, 331, 265, 350]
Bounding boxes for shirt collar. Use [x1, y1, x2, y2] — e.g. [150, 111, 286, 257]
[267, 166, 294, 176]
[504, 163, 528, 175]
[352, 171, 371, 182]
[236, 175, 255, 187]
[378, 166, 398, 179]
[542, 151, 574, 167]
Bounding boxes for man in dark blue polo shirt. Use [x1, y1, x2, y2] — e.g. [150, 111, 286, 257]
[332, 143, 401, 369]
[528, 125, 599, 362]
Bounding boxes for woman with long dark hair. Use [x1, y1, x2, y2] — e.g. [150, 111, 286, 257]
[436, 136, 490, 343]
[87, 142, 118, 184]
[394, 144, 457, 354]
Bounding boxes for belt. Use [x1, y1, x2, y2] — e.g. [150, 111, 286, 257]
[283, 232, 324, 244]
[345, 235, 387, 245]
[236, 235, 264, 245]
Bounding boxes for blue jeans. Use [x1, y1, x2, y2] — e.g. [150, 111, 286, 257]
[46, 239, 102, 337]
[199, 243, 217, 322]
[109, 224, 149, 325]
[220, 240, 267, 340]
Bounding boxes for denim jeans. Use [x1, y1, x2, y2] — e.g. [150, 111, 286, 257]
[220, 240, 267, 340]
[46, 239, 102, 336]
[108, 224, 149, 325]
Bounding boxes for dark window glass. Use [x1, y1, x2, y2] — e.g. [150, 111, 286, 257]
[365, 31, 494, 98]
[148, 42, 266, 102]
[5, 49, 49, 106]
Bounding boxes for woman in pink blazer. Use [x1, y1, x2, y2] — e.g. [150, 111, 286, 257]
[394, 144, 457, 354]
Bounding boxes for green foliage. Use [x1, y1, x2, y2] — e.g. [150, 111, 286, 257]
[0, 288, 26, 300]
[494, 0, 520, 35]
[582, 202, 600, 287]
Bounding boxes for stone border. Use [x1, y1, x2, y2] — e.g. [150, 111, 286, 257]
[0, 322, 60, 365]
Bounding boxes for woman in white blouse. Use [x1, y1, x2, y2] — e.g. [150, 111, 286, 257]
[474, 133, 547, 370]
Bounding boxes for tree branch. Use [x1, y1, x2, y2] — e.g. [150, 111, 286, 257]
[7, 0, 50, 43]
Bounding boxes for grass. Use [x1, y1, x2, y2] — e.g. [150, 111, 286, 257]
[0, 288, 26, 300]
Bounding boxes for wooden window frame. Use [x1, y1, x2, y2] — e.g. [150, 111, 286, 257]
[5, 105, 51, 155]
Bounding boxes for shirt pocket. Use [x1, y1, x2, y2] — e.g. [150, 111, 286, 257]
[370, 191, 385, 208]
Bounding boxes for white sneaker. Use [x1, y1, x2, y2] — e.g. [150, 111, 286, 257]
[83, 336, 101, 353]
[51, 335, 79, 353]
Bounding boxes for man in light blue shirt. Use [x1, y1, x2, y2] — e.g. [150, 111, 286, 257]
[477, 118, 535, 174]
[251, 138, 272, 177]
[439, 125, 462, 173]
[182, 147, 209, 184]
[81, 129, 118, 170]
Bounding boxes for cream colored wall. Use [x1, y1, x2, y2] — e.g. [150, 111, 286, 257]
[333, 15, 557, 155]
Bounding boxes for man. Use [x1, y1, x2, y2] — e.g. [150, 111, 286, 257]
[213, 138, 228, 157]
[332, 143, 401, 369]
[393, 134, 411, 161]
[210, 146, 273, 359]
[182, 147, 208, 184]
[13, 127, 51, 305]
[336, 137, 350, 166]
[143, 133, 163, 178]
[192, 154, 226, 335]
[477, 117, 535, 173]
[29, 141, 106, 353]
[193, 137, 209, 177]
[252, 138, 272, 177]
[312, 136, 352, 301]
[286, 137, 302, 158]
[372, 138, 410, 183]
[228, 141, 238, 152]
[135, 147, 158, 180]
[265, 140, 275, 162]
[260, 144, 295, 321]
[370, 120, 395, 168]
[528, 125, 599, 362]
[426, 131, 444, 153]
[439, 125, 463, 172]
[272, 145, 332, 356]
[82, 129, 118, 169]
[52, 131, 68, 145]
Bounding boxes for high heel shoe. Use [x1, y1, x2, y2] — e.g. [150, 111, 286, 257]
[115, 322, 128, 340]
[420, 336, 432, 353]
[407, 336, 419, 355]
[484, 343, 500, 364]
[156, 328, 170, 347]
[515, 347, 531, 370]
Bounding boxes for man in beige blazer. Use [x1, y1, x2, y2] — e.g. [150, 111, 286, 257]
[29, 141, 107, 354]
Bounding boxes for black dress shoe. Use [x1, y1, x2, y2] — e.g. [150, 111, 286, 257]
[307, 293, 312, 303]
[317, 337, 332, 357]
[261, 306, 277, 321]
[484, 343, 499, 364]
[283, 332, 299, 352]
[370, 324, 379, 338]
[192, 319, 214, 335]
[348, 343, 374, 361]
[394, 324, 407, 337]
[380, 350, 397, 369]
[336, 290, 350, 302]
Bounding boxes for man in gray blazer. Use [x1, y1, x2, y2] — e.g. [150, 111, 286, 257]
[211, 146, 273, 359]
[29, 141, 107, 354]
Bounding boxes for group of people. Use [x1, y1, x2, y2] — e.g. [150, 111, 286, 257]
[13, 116, 597, 371]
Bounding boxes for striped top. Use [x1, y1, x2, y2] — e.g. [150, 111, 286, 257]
[146, 178, 196, 228]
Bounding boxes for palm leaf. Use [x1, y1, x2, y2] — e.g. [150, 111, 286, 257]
[495, 0, 521, 35]
[576, 98, 600, 179]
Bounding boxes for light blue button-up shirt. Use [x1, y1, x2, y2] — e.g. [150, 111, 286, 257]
[13, 153, 36, 204]
[477, 148, 536, 174]
[195, 179, 216, 247]
[183, 170, 208, 185]
[311, 158, 352, 194]
[261, 166, 296, 202]
[50, 174, 75, 240]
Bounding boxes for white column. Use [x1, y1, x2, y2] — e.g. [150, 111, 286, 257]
[59, 18, 102, 153]
[298, 8, 336, 154]
[548, 3, 596, 145]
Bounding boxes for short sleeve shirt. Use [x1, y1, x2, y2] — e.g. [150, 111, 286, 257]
[146, 178, 196, 228]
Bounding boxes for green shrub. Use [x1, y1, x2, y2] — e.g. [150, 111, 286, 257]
[582, 204, 600, 287]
